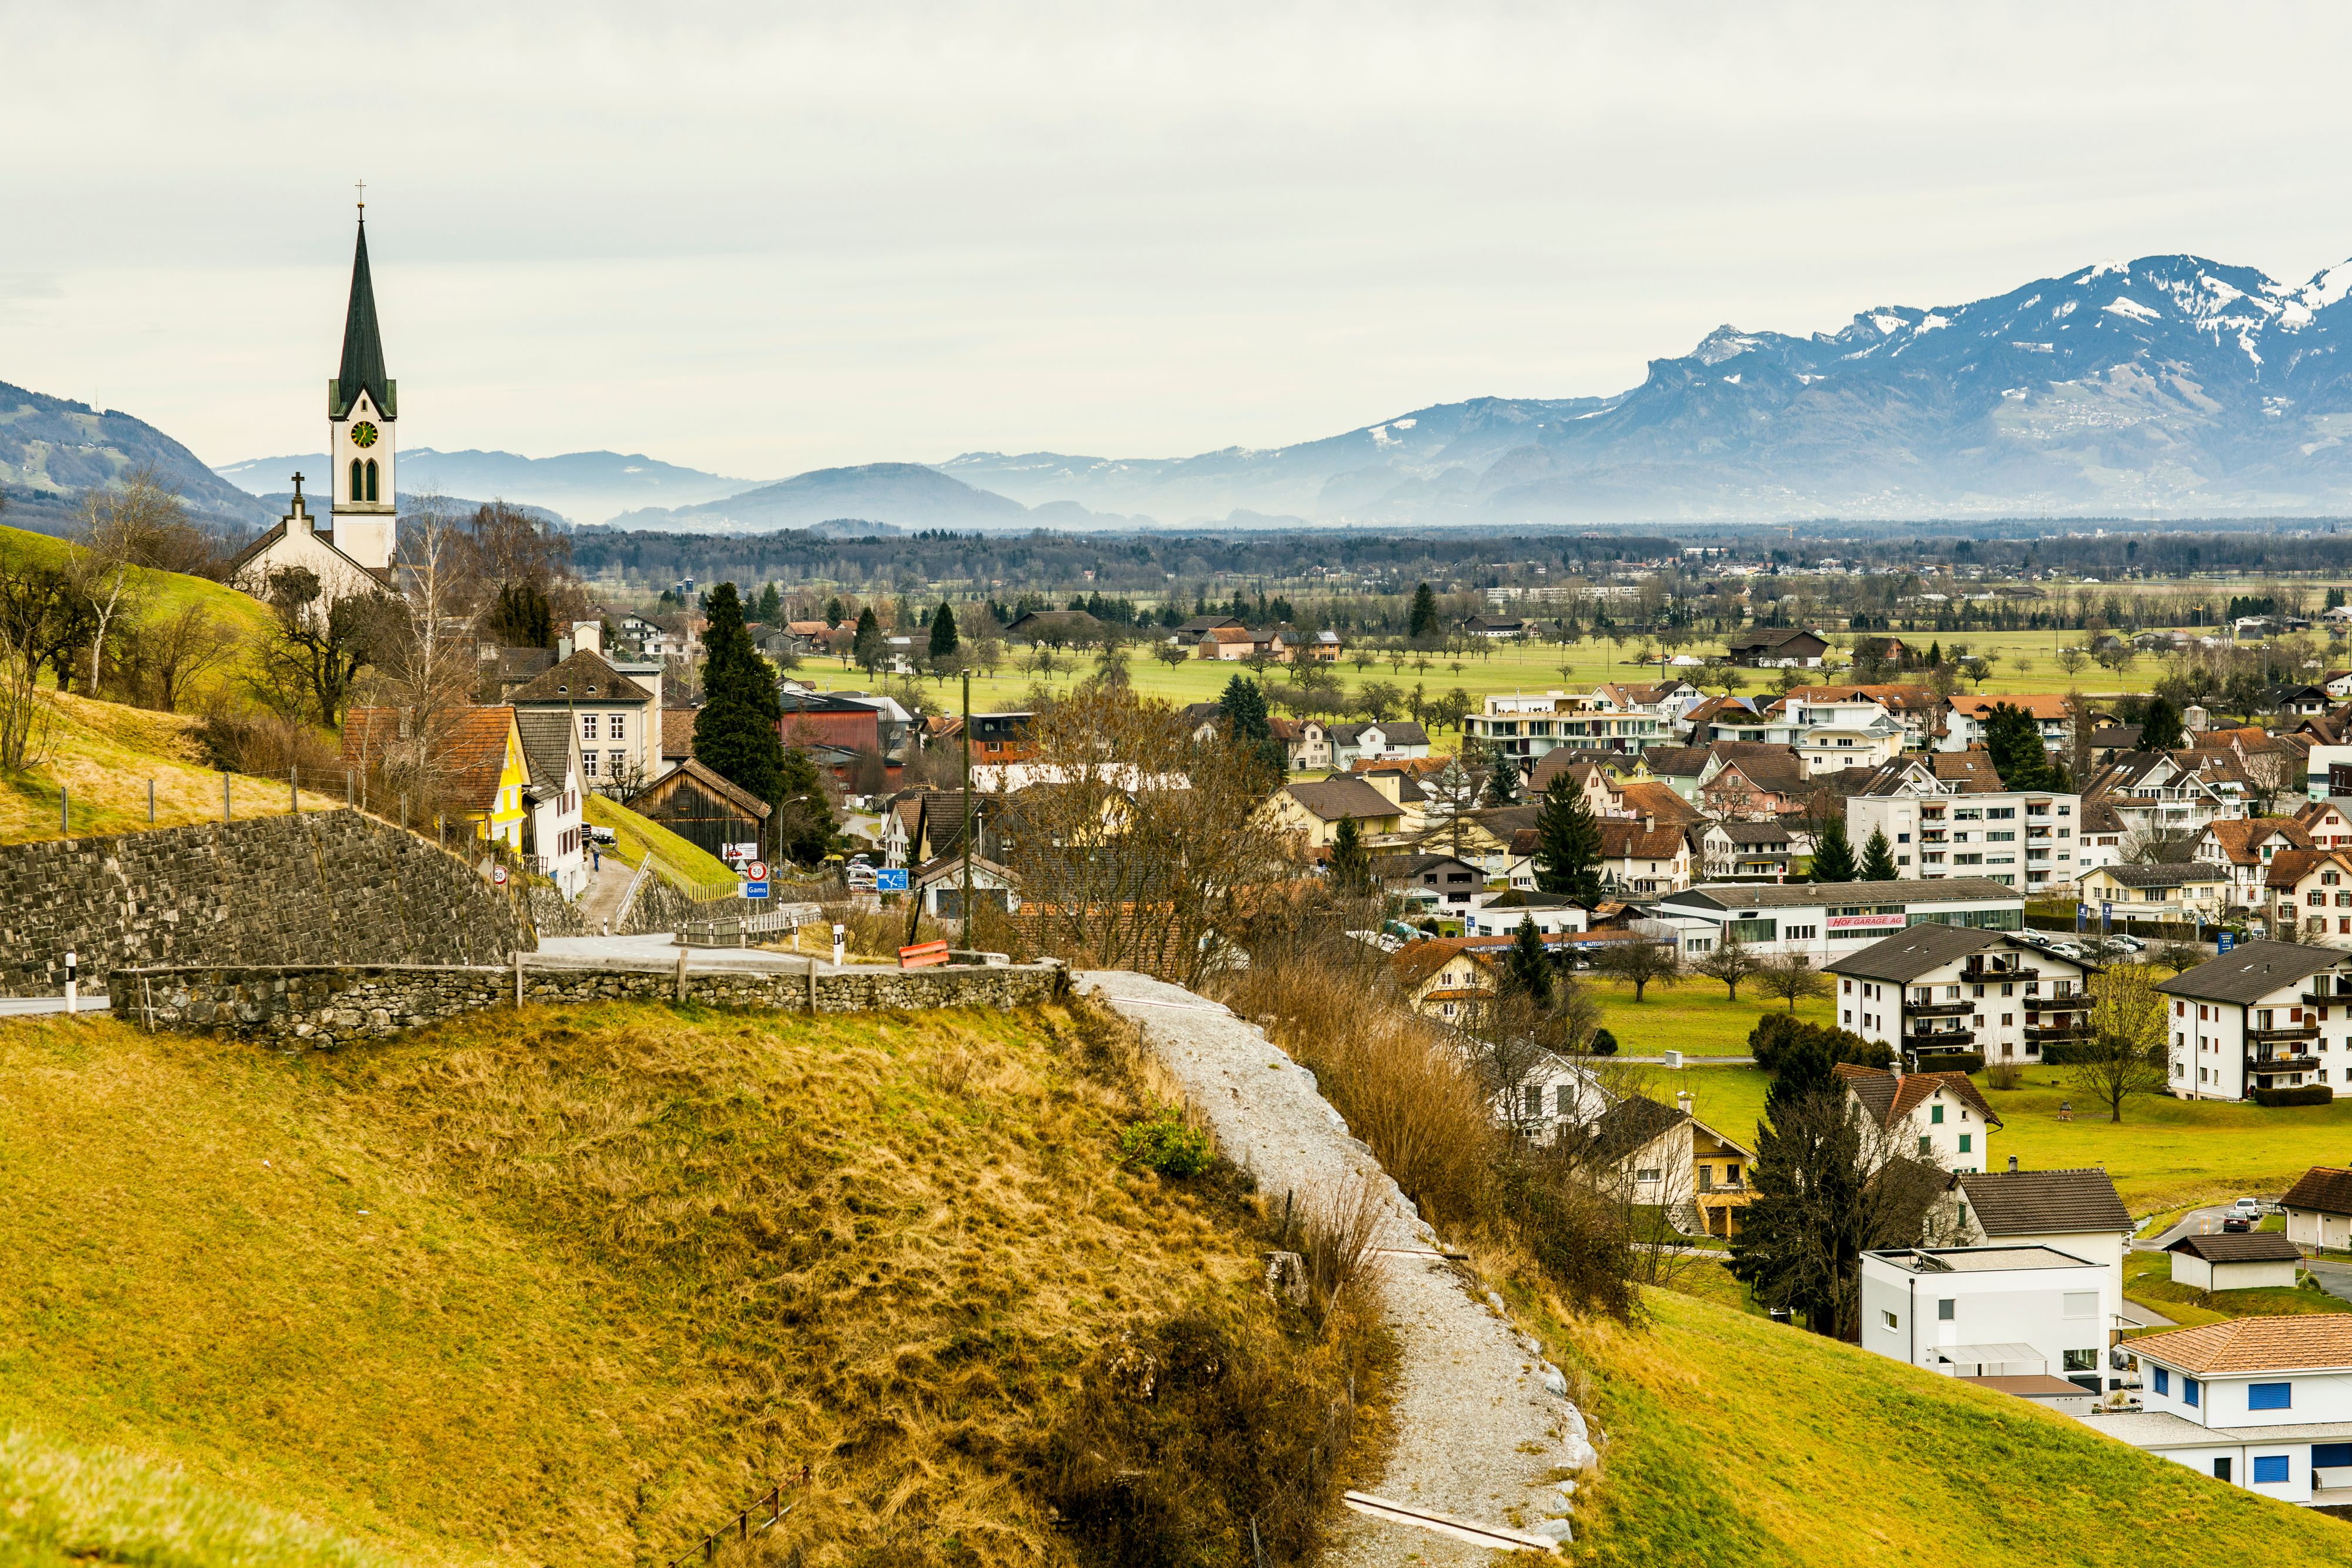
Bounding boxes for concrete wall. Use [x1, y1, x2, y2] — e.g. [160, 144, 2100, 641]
[1, 810, 534, 996]
[108, 957, 1068, 1048]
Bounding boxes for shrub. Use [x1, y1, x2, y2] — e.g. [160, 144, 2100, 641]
[1591, 1027, 1619, 1057]
[1914, 1050, 1984, 1076]
[197, 704, 340, 779]
[1749, 1012, 1889, 1073]
[1984, 1061, 2024, 1091]
[1119, 1104, 1214, 1179]
[2036, 1041, 2096, 1066]
[2254, 1085, 2334, 1108]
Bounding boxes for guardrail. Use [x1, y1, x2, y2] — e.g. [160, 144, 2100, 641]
[675, 904, 826, 948]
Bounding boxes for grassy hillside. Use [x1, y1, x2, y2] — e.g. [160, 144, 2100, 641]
[0, 1425, 397, 1568]
[2, 688, 342, 844]
[582, 790, 737, 885]
[1549, 1287, 2352, 1567]
[0, 999, 1329, 1566]
[1, 522, 279, 703]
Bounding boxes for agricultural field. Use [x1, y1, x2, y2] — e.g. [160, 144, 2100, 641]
[1584, 978, 1834, 1058]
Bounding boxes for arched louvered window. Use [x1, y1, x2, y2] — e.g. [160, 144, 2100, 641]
[365, 459, 379, 502]
[350, 457, 364, 500]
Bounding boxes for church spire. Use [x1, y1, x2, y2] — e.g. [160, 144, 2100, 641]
[330, 210, 393, 419]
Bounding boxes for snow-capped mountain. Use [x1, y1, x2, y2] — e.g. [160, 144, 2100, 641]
[950, 253, 2352, 523]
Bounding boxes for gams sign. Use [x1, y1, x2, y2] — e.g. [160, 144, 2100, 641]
[1826, 913, 1907, 932]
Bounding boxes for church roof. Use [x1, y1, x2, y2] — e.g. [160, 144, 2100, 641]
[329, 217, 396, 420]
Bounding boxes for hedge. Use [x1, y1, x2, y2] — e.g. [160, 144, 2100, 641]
[2036, 1041, 2098, 1066]
[1912, 1050, 1985, 1076]
[2253, 1085, 2334, 1108]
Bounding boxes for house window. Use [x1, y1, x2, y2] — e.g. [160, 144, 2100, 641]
[1917, 1135, 1931, 1156]
[1959, 1134, 1972, 1154]
[2153, 1367, 2169, 1396]
[2213, 1457, 2230, 1482]
[1930, 1104, 1945, 1125]
[2184, 1378, 2200, 1407]
[2062, 1349, 2098, 1371]
[1937, 1298, 1955, 1321]
[582, 752, 598, 778]
[1635, 1167, 1662, 1183]
[1522, 1084, 1542, 1118]
[2250, 1382, 2293, 1410]
[2254, 1456, 2290, 1485]
[1881, 1309, 1899, 1330]
[582, 714, 599, 740]
[610, 714, 626, 740]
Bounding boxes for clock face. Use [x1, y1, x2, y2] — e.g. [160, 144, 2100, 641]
[350, 420, 379, 449]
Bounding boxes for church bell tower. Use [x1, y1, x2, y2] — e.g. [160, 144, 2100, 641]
[327, 196, 396, 571]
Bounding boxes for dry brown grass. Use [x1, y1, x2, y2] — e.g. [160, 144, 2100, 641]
[0, 998, 1360, 1568]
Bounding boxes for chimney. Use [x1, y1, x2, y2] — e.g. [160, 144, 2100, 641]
[2007, 1155, 2018, 1173]
[1642, 813, 1655, 833]
[573, 619, 603, 656]
[1675, 1090, 1693, 1115]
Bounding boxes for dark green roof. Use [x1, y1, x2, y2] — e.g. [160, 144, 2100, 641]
[329, 219, 395, 420]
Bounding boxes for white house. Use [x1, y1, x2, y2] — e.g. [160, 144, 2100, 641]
[2166, 1232, 2301, 1292]
[1702, 692, 1906, 773]
[1942, 1163, 2133, 1338]
[1465, 893, 1590, 938]
[2156, 940, 2352, 1101]
[1461, 691, 1665, 764]
[1939, 694, 2072, 755]
[1325, 721, 1432, 769]
[1836, 1062, 2002, 1176]
[1845, 757, 2083, 894]
[2193, 817, 2316, 912]
[505, 645, 663, 795]
[1652, 878, 2026, 965]
[1826, 924, 2094, 1070]
[513, 709, 588, 898]
[2283, 1166, 2352, 1252]
[2081, 751, 2243, 842]
[1860, 1245, 2112, 1389]
[2096, 1316, 2352, 1505]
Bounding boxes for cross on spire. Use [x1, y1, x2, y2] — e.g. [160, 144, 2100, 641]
[355, 178, 366, 214]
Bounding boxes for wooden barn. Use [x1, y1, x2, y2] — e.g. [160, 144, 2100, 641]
[629, 759, 772, 862]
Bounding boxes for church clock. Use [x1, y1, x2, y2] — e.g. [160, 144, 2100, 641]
[350, 420, 380, 448]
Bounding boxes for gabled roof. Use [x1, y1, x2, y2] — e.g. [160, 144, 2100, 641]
[1597, 820, 1687, 860]
[2164, 1232, 2301, 1262]
[1955, 1168, 2131, 1236]
[2133, 1315, 2352, 1375]
[661, 707, 699, 760]
[505, 648, 653, 706]
[2267, 848, 2352, 891]
[1823, 922, 2009, 982]
[1947, 694, 2070, 721]
[1718, 821, 1794, 847]
[1666, 877, 2017, 911]
[2282, 1166, 2352, 1217]
[2079, 799, 2127, 835]
[636, 757, 772, 821]
[1708, 749, 1808, 795]
[513, 708, 580, 792]
[1835, 1063, 2003, 1132]
[1389, 938, 1492, 989]
[1618, 780, 1703, 824]
[2087, 862, 2226, 890]
[2089, 724, 2143, 750]
[1778, 684, 1940, 714]
[1725, 627, 1827, 652]
[2156, 940, 2346, 1004]
[1633, 744, 1716, 780]
[2201, 817, 2314, 865]
[440, 706, 520, 813]
[1283, 776, 1404, 823]
[1585, 1096, 1689, 1165]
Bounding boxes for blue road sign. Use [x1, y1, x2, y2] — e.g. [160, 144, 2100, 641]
[875, 868, 910, 892]
[2219, 931, 2236, 954]
[742, 880, 770, 900]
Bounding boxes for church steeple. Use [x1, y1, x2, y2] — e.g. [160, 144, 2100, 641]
[329, 212, 394, 420]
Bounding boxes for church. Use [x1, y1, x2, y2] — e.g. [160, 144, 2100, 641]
[228, 206, 400, 603]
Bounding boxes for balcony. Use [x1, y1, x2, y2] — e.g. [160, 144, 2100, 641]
[1906, 1028, 1977, 1047]
[2248, 1022, 2321, 1044]
[1906, 998, 1976, 1018]
[2249, 1053, 2321, 1075]
[1962, 962, 2038, 982]
[2303, 991, 2352, 1008]
[2025, 1022, 2089, 1044]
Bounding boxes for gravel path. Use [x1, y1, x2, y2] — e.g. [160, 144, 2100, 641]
[1079, 971, 1596, 1559]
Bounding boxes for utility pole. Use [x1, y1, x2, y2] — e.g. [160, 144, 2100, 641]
[961, 669, 973, 942]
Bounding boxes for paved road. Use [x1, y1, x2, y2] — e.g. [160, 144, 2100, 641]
[0, 995, 112, 1017]
[1621, 1055, 1755, 1067]
[1080, 969, 1592, 1557]
[533, 936, 851, 974]
[2136, 1205, 2247, 1251]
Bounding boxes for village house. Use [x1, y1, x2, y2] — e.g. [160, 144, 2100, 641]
[2083, 750, 2244, 842]
[2101, 1315, 2352, 1505]
[629, 759, 773, 867]
[1778, 684, 1942, 750]
[1580, 1091, 1759, 1238]
[503, 645, 662, 795]
[1374, 852, 1486, 917]
[2194, 817, 2316, 911]
[2297, 798, 2352, 850]
[1597, 817, 1693, 895]
[1461, 691, 1665, 764]
[2157, 940, 2352, 1100]
[1459, 614, 1527, 639]
[2075, 862, 2231, 930]
[513, 710, 588, 896]
[1699, 748, 1812, 822]
[1704, 691, 1907, 772]
[1265, 774, 1415, 847]
[2264, 848, 2352, 945]
[1697, 820, 1801, 881]
[1723, 627, 1829, 667]
[1325, 720, 1432, 769]
[342, 704, 530, 851]
[1861, 1245, 2110, 1391]
[1464, 891, 1589, 938]
[1939, 1163, 2134, 1335]
[2281, 1166, 2352, 1252]
[1003, 609, 1107, 647]
[1940, 694, 2072, 756]
[2166, 1232, 2303, 1293]
[1836, 1062, 2002, 1175]
[1389, 939, 1500, 1023]
[1651, 878, 2024, 964]
[1827, 924, 2093, 1071]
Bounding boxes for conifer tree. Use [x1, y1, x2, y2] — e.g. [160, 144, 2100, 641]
[693, 582, 786, 816]
[1329, 814, 1372, 894]
[1408, 582, 1441, 643]
[1535, 771, 1603, 902]
[1983, 702, 2055, 790]
[1860, 826, 1899, 881]
[2139, 696, 2186, 751]
[1218, 675, 1285, 777]
[853, 606, 885, 674]
[755, 583, 782, 623]
[1484, 750, 1520, 807]
[773, 745, 838, 865]
[824, 596, 846, 627]
[1505, 917, 1554, 1008]
[1810, 815, 1859, 882]
[928, 600, 960, 661]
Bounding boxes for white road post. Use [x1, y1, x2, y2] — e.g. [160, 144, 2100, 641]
[64, 951, 78, 1016]
[831, 923, 846, 967]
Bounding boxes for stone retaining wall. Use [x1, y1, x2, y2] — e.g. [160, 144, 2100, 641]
[110, 959, 1069, 1048]
[2, 810, 534, 996]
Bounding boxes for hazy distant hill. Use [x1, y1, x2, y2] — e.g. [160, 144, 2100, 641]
[0, 379, 272, 532]
[217, 447, 757, 527]
[605, 462, 1034, 533]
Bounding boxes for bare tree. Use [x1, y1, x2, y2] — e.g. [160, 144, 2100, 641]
[2241, 748, 2295, 818]
[0, 623, 52, 771]
[1756, 951, 1829, 1012]
[2073, 961, 2169, 1121]
[1693, 934, 1760, 1002]
[125, 601, 235, 712]
[1593, 938, 1682, 1002]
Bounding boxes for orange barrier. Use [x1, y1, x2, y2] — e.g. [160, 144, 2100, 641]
[899, 940, 952, 969]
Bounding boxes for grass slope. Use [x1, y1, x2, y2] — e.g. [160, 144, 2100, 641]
[2, 689, 342, 844]
[1553, 1288, 2352, 1567]
[1, 522, 278, 702]
[0, 1425, 397, 1568]
[0, 1001, 1282, 1566]
[582, 790, 737, 885]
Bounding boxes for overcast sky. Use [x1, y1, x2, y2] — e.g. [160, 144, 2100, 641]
[8, 2, 2352, 482]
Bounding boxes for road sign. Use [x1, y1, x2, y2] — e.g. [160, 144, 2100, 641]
[2219, 931, 2236, 954]
[742, 880, 770, 900]
[744, 860, 769, 883]
[875, 868, 910, 892]
[492, 865, 508, 885]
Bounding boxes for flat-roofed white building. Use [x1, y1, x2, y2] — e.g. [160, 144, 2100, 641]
[1651, 878, 2024, 965]
[1860, 1245, 2112, 1390]
[1461, 691, 1664, 764]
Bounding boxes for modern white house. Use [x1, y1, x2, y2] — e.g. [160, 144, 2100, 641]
[2156, 940, 2352, 1101]
[1459, 691, 1665, 764]
[1938, 694, 2072, 755]
[1860, 1245, 2112, 1390]
[1651, 878, 2026, 965]
[1698, 693, 1907, 773]
[1825, 924, 2094, 1070]
[1942, 1163, 2133, 1338]
[2093, 1316, 2352, 1505]
[2166, 1232, 2301, 1292]
[1844, 757, 2082, 894]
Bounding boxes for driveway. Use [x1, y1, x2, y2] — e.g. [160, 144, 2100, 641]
[2135, 1205, 2256, 1251]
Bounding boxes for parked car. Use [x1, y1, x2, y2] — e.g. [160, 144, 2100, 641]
[2223, 1216, 2252, 1233]
[2234, 1196, 2265, 1217]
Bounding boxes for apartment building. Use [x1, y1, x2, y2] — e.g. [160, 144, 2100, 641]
[1825, 923, 2094, 1071]
[2157, 940, 2352, 1101]
[1651, 878, 2024, 964]
[1845, 755, 2082, 893]
[1461, 690, 1665, 763]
